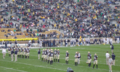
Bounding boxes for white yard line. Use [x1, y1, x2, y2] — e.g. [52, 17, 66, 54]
[0, 66, 27, 72]
[0, 59, 66, 71]
[0, 59, 120, 72]
[30, 57, 120, 66]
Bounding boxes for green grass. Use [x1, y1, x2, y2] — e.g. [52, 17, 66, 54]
[0, 44, 120, 72]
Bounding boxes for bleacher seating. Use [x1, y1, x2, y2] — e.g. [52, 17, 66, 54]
[0, 28, 64, 39]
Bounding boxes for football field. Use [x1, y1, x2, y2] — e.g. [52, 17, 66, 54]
[0, 44, 120, 72]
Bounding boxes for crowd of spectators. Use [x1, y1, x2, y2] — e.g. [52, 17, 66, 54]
[0, 0, 120, 39]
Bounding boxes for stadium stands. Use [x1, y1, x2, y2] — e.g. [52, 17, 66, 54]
[0, 0, 120, 40]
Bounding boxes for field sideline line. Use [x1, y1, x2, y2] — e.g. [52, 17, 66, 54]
[0, 66, 27, 72]
[21, 57, 120, 67]
[0, 59, 66, 72]
[0, 59, 120, 72]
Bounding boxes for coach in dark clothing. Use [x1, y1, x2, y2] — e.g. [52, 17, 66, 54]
[111, 45, 114, 53]
[48, 40, 51, 47]
[32, 39, 35, 47]
[67, 39, 70, 46]
[46, 40, 49, 47]
[42, 40, 45, 47]
[112, 53, 116, 65]
[53, 40, 55, 47]
[38, 49, 40, 59]
[4, 42, 7, 48]
[32, 39, 35, 43]
[15, 40, 17, 47]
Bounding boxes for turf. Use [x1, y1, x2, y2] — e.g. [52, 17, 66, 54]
[0, 44, 120, 72]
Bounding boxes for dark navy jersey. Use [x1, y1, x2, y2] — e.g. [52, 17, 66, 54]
[112, 54, 115, 60]
[50, 52, 54, 57]
[94, 55, 98, 60]
[66, 53, 69, 57]
[38, 50, 40, 54]
[11, 50, 14, 54]
[111, 45, 114, 50]
[88, 53, 91, 59]
[15, 51, 17, 54]
[15, 41, 17, 44]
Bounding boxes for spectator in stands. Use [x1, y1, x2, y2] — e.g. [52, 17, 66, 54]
[11, 31, 14, 36]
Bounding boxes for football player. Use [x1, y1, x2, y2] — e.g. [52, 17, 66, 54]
[24, 47, 27, 58]
[50, 50, 54, 65]
[44, 49, 47, 61]
[26, 47, 30, 58]
[54, 49, 57, 62]
[57, 49, 60, 62]
[86, 51, 92, 67]
[65, 51, 69, 64]
[42, 49, 45, 61]
[77, 52, 81, 64]
[74, 52, 78, 66]
[48, 50, 51, 63]
[14, 48, 18, 61]
[93, 53, 98, 69]
[11, 48, 14, 61]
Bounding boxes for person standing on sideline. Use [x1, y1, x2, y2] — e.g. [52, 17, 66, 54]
[106, 51, 110, 65]
[15, 49, 18, 61]
[112, 53, 116, 65]
[39, 40, 42, 48]
[54, 49, 57, 62]
[2, 48, 6, 59]
[48, 50, 51, 63]
[38, 49, 41, 59]
[117, 38, 119, 43]
[110, 45, 114, 53]
[93, 53, 98, 69]
[65, 51, 69, 64]
[77, 52, 81, 64]
[11, 48, 14, 61]
[108, 56, 113, 72]
[74, 52, 78, 66]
